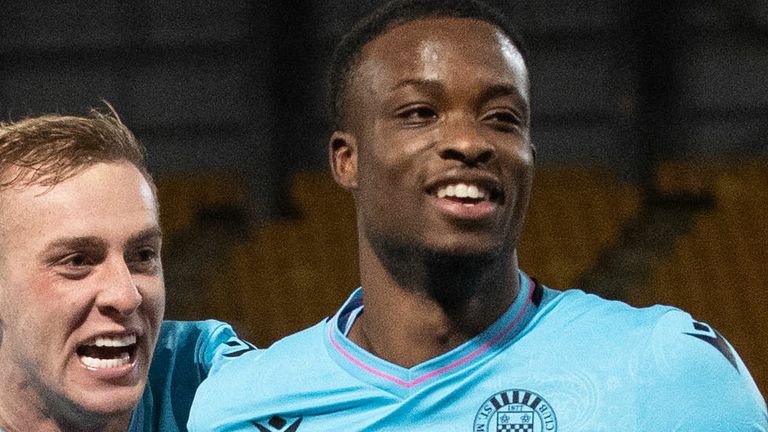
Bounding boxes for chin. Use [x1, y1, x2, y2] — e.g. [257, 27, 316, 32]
[67, 382, 145, 418]
[429, 235, 506, 259]
[369, 229, 514, 275]
[412, 244, 499, 270]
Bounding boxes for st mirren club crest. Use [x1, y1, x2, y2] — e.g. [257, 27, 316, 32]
[474, 389, 557, 432]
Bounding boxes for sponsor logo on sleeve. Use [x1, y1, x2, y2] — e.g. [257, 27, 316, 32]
[684, 321, 739, 372]
[223, 339, 258, 358]
[252, 415, 303, 432]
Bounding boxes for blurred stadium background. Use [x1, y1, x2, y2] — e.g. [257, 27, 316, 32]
[1, 1, 766, 395]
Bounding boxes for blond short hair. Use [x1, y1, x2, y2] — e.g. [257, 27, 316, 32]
[0, 105, 153, 191]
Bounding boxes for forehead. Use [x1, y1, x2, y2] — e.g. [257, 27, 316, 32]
[0, 162, 158, 249]
[352, 16, 528, 97]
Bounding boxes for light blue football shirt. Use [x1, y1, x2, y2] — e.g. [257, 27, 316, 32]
[189, 273, 767, 431]
[130, 320, 255, 432]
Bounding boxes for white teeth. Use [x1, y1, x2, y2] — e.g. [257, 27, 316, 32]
[90, 334, 136, 348]
[435, 183, 488, 200]
[81, 352, 131, 369]
[78, 334, 137, 370]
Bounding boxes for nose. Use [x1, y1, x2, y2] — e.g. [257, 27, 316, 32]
[437, 116, 495, 165]
[96, 259, 142, 318]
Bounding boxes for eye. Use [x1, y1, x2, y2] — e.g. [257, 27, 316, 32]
[138, 248, 157, 262]
[127, 247, 161, 274]
[56, 253, 97, 279]
[68, 254, 90, 267]
[396, 105, 438, 125]
[483, 109, 522, 132]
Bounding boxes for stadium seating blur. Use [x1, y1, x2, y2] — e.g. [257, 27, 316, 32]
[518, 166, 641, 289]
[156, 172, 251, 241]
[627, 159, 768, 396]
[203, 171, 358, 346]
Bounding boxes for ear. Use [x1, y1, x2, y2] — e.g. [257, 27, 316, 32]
[329, 131, 358, 190]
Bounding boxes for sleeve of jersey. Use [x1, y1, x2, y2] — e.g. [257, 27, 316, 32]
[636, 309, 768, 431]
[144, 320, 255, 432]
[197, 320, 261, 377]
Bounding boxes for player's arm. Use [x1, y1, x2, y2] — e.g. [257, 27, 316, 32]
[637, 310, 767, 431]
[140, 320, 258, 431]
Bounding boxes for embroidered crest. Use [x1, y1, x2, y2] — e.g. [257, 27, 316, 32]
[474, 389, 557, 432]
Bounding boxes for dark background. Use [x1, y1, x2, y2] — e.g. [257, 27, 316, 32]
[2, 1, 766, 215]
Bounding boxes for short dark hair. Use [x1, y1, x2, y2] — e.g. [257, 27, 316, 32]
[329, 0, 526, 130]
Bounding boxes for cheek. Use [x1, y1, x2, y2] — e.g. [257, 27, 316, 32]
[516, 161, 535, 194]
[17, 273, 67, 314]
[358, 138, 419, 191]
[139, 277, 165, 321]
[501, 148, 535, 211]
[356, 155, 411, 223]
[362, 121, 427, 165]
[32, 282, 96, 337]
[507, 145, 535, 180]
[4, 285, 65, 352]
[140, 281, 165, 352]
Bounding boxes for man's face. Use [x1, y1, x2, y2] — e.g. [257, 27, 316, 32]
[334, 17, 533, 258]
[0, 162, 164, 422]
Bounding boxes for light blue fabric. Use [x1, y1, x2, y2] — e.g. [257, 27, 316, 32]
[130, 320, 253, 432]
[189, 272, 767, 431]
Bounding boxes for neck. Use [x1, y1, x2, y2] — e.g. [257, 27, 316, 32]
[0, 368, 132, 432]
[0, 407, 130, 432]
[349, 236, 520, 368]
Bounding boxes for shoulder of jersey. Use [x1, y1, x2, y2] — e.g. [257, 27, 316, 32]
[646, 308, 745, 374]
[540, 288, 675, 331]
[216, 319, 326, 372]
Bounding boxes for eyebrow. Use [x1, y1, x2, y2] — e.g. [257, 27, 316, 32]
[43, 236, 107, 253]
[124, 226, 163, 249]
[479, 84, 530, 118]
[390, 79, 529, 115]
[390, 78, 445, 94]
[480, 84, 526, 103]
[38, 236, 108, 266]
[39, 226, 163, 261]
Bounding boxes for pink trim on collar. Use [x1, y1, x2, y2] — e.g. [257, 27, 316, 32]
[329, 278, 535, 388]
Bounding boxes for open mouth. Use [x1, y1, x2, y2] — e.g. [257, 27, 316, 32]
[433, 182, 502, 205]
[76, 334, 138, 369]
